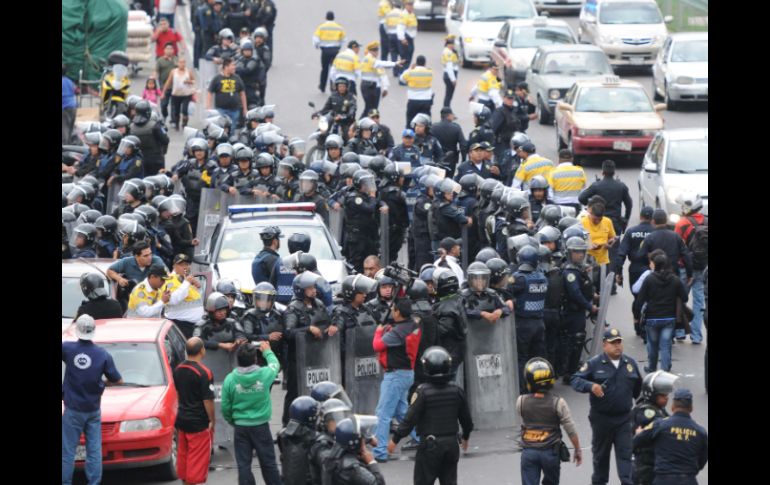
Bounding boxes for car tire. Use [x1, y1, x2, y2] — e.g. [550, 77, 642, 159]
[459, 41, 472, 68]
[556, 125, 566, 150]
[538, 96, 552, 125]
[664, 82, 678, 111]
[156, 429, 178, 481]
[568, 135, 581, 164]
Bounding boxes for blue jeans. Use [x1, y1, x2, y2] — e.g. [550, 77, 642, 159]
[678, 268, 704, 342]
[62, 408, 102, 485]
[374, 369, 414, 460]
[521, 447, 560, 485]
[217, 108, 241, 127]
[645, 319, 675, 371]
[233, 423, 283, 485]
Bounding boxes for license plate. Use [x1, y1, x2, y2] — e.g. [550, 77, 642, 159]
[75, 445, 87, 461]
[204, 213, 220, 227]
[355, 357, 380, 378]
[306, 367, 331, 387]
[629, 56, 645, 65]
[613, 140, 633, 152]
[475, 354, 503, 378]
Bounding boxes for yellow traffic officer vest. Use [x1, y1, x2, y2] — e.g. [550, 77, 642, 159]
[441, 48, 459, 67]
[162, 274, 203, 308]
[517, 155, 555, 185]
[361, 53, 384, 82]
[127, 281, 160, 315]
[477, 70, 501, 96]
[549, 164, 587, 199]
[314, 21, 346, 44]
[333, 49, 359, 76]
[404, 66, 433, 90]
[385, 8, 402, 32]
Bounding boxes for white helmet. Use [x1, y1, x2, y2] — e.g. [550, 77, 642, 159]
[677, 192, 703, 215]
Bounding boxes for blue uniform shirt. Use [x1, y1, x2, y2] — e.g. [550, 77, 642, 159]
[62, 76, 77, 110]
[571, 352, 642, 416]
[108, 255, 167, 282]
[62, 340, 122, 412]
[251, 248, 281, 287]
[511, 269, 547, 319]
[633, 411, 708, 476]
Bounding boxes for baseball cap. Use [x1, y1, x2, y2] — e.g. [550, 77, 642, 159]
[174, 253, 192, 265]
[519, 142, 536, 154]
[402, 128, 415, 138]
[480, 141, 494, 151]
[366, 41, 380, 51]
[504, 88, 516, 98]
[603, 328, 623, 342]
[640, 206, 654, 219]
[440, 106, 453, 115]
[75, 314, 96, 341]
[470, 142, 484, 151]
[148, 264, 170, 278]
[348, 40, 360, 49]
[673, 388, 693, 403]
[368, 108, 380, 118]
[440, 237, 461, 251]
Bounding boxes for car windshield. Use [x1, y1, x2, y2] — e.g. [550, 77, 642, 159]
[62, 276, 108, 318]
[541, 51, 612, 75]
[467, 0, 536, 21]
[599, 2, 662, 24]
[575, 86, 653, 112]
[510, 26, 574, 48]
[62, 342, 165, 387]
[666, 139, 708, 173]
[217, 224, 335, 262]
[671, 40, 708, 62]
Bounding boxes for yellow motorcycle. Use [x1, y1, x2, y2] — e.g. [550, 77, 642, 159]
[100, 51, 131, 119]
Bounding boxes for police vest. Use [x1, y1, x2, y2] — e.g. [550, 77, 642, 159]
[404, 67, 433, 90]
[116, 154, 143, 177]
[517, 155, 555, 185]
[562, 265, 593, 313]
[233, 169, 258, 190]
[513, 270, 547, 318]
[543, 268, 564, 311]
[162, 275, 203, 310]
[462, 288, 500, 315]
[333, 49, 358, 77]
[384, 8, 402, 32]
[400, 11, 418, 37]
[181, 161, 210, 200]
[131, 120, 164, 162]
[549, 164, 586, 200]
[441, 48, 459, 69]
[314, 21, 345, 46]
[495, 106, 519, 145]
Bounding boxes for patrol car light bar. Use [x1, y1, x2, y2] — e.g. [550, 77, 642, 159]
[227, 203, 316, 215]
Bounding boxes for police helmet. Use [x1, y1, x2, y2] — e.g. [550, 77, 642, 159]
[253, 282, 277, 311]
[94, 215, 118, 236]
[407, 279, 432, 312]
[73, 223, 97, 246]
[320, 398, 353, 431]
[288, 233, 311, 254]
[218, 28, 235, 41]
[117, 219, 147, 243]
[254, 152, 274, 169]
[421, 346, 453, 382]
[529, 175, 549, 191]
[437, 178, 461, 198]
[215, 143, 235, 159]
[99, 129, 123, 151]
[410, 113, 432, 130]
[189, 137, 209, 154]
[334, 77, 350, 89]
[341, 274, 378, 301]
[557, 216, 579, 234]
[118, 179, 145, 202]
[67, 185, 95, 205]
[235, 146, 254, 163]
[382, 162, 402, 185]
[292, 271, 320, 299]
[516, 245, 540, 272]
[479, 179, 500, 200]
[640, 370, 679, 401]
[296, 253, 318, 273]
[539, 205, 562, 227]
[490, 184, 507, 204]
[215, 280, 240, 298]
[353, 169, 376, 191]
[565, 235, 589, 254]
[536, 225, 562, 244]
[467, 261, 491, 293]
[475, 106, 491, 125]
[339, 163, 361, 180]
[253, 26, 269, 39]
[80, 272, 108, 300]
[367, 155, 389, 177]
[677, 192, 703, 215]
[288, 396, 319, 426]
[299, 170, 319, 195]
[537, 244, 553, 272]
[260, 226, 283, 242]
[341, 151, 360, 165]
[127, 95, 142, 111]
[562, 224, 588, 243]
[206, 123, 227, 141]
[474, 247, 500, 264]
[310, 381, 352, 407]
[205, 292, 230, 313]
[76, 209, 102, 226]
[111, 114, 130, 128]
[459, 173, 481, 196]
[68, 203, 91, 219]
[133, 100, 152, 125]
[134, 205, 159, 228]
[486, 257, 512, 285]
[419, 265, 435, 284]
[504, 195, 530, 217]
[524, 357, 556, 393]
[510, 132, 530, 150]
[358, 117, 378, 134]
[84, 131, 102, 147]
[158, 196, 186, 217]
[334, 418, 362, 452]
[434, 268, 459, 297]
[240, 40, 254, 51]
[245, 107, 260, 124]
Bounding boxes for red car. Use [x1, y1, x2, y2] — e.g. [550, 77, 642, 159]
[62, 318, 187, 480]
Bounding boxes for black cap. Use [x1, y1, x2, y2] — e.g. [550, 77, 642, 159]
[440, 106, 453, 115]
[603, 328, 622, 342]
[516, 81, 529, 91]
[470, 142, 484, 151]
[480, 141, 494, 151]
[640, 206, 654, 219]
[348, 40, 360, 49]
[148, 264, 169, 278]
[504, 88, 516, 98]
[174, 253, 191, 265]
[519, 142, 536, 154]
[673, 388, 693, 402]
[394, 298, 413, 317]
[440, 237, 461, 251]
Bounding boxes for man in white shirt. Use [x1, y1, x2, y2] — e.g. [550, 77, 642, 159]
[435, 237, 466, 287]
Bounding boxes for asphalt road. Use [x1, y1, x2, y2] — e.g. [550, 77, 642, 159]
[76, 2, 707, 483]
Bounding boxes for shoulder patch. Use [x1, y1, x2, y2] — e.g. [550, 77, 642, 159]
[135, 160, 142, 167]
[138, 291, 146, 298]
[567, 273, 576, 282]
[355, 197, 363, 205]
[579, 362, 588, 372]
[508, 276, 515, 284]
[644, 409, 656, 419]
[627, 363, 633, 373]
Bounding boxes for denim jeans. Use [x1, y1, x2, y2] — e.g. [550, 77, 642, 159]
[678, 268, 704, 342]
[374, 369, 414, 460]
[233, 423, 283, 485]
[62, 407, 102, 485]
[521, 447, 560, 485]
[645, 319, 675, 371]
[217, 108, 241, 128]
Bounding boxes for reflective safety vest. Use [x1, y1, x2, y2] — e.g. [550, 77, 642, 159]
[549, 163, 587, 201]
[360, 53, 385, 82]
[400, 11, 418, 37]
[385, 8, 402, 33]
[162, 274, 203, 311]
[403, 66, 433, 90]
[127, 279, 162, 317]
[476, 70, 501, 98]
[333, 48, 360, 77]
[514, 155, 555, 187]
[314, 21, 346, 47]
[441, 47, 459, 68]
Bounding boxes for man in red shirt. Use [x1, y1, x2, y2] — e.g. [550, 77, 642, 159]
[673, 193, 707, 344]
[152, 17, 185, 58]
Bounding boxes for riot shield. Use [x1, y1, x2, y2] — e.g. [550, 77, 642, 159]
[461, 225, 469, 271]
[105, 181, 123, 215]
[380, 210, 390, 266]
[295, 329, 343, 397]
[583, 267, 615, 360]
[201, 348, 237, 447]
[195, 188, 227, 255]
[329, 208, 343, 246]
[463, 315, 519, 430]
[344, 325, 382, 415]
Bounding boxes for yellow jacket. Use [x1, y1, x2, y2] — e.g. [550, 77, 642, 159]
[476, 70, 501, 95]
[548, 163, 587, 203]
[513, 155, 555, 188]
[385, 8, 402, 32]
[332, 48, 360, 77]
[127, 279, 164, 317]
[402, 66, 433, 92]
[313, 21, 346, 48]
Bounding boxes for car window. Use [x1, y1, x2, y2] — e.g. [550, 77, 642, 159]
[531, 50, 542, 71]
[575, 87, 653, 112]
[455, 0, 465, 16]
[670, 40, 708, 63]
[666, 139, 708, 174]
[217, 224, 335, 262]
[84, 342, 166, 387]
[599, 2, 663, 24]
[510, 26, 574, 49]
[164, 331, 184, 369]
[466, 0, 536, 21]
[542, 51, 612, 75]
[647, 136, 662, 164]
[62, 276, 109, 318]
[661, 38, 672, 61]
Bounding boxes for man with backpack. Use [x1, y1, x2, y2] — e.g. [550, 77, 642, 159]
[674, 193, 707, 344]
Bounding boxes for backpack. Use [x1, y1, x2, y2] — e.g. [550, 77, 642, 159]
[686, 216, 708, 268]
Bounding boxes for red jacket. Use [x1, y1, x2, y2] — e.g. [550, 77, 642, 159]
[373, 321, 421, 371]
[674, 213, 706, 245]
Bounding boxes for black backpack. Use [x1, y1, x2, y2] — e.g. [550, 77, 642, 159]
[686, 216, 708, 268]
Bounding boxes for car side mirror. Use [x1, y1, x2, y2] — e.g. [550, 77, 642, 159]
[644, 162, 658, 173]
[557, 102, 573, 112]
[494, 39, 506, 48]
[664, 15, 673, 23]
[654, 103, 667, 112]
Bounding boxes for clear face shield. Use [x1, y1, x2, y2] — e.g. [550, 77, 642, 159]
[361, 176, 377, 194]
[116, 138, 135, 157]
[69, 228, 89, 248]
[299, 179, 317, 195]
[253, 291, 276, 311]
[159, 197, 185, 217]
[277, 164, 292, 180]
[66, 186, 87, 205]
[468, 272, 490, 292]
[645, 370, 679, 396]
[569, 249, 586, 265]
[289, 140, 306, 157]
[118, 181, 142, 200]
[354, 414, 379, 441]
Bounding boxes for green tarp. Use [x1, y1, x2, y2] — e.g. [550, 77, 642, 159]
[62, 0, 128, 81]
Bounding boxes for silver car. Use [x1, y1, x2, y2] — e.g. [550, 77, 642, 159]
[652, 32, 708, 110]
[525, 44, 614, 125]
[413, 0, 447, 22]
[534, 0, 582, 14]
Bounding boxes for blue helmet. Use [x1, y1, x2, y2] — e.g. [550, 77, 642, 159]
[289, 396, 319, 425]
[419, 265, 435, 283]
[516, 245, 540, 272]
[334, 417, 361, 451]
[292, 272, 319, 300]
[310, 381, 353, 407]
[562, 224, 588, 243]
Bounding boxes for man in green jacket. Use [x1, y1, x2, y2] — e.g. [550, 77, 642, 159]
[222, 341, 283, 485]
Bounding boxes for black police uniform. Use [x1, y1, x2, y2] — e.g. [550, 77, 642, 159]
[380, 184, 409, 262]
[392, 380, 473, 485]
[637, 227, 693, 279]
[251, 173, 279, 195]
[171, 158, 209, 233]
[560, 262, 594, 376]
[632, 410, 707, 485]
[241, 306, 286, 368]
[282, 297, 334, 425]
[344, 136, 379, 156]
[364, 297, 391, 326]
[511, 268, 548, 383]
[389, 144, 421, 168]
[467, 123, 495, 147]
[252, 247, 281, 287]
[571, 351, 642, 485]
[75, 296, 124, 320]
[277, 420, 317, 485]
[322, 92, 357, 140]
[494, 218, 530, 262]
[223, 167, 261, 195]
[414, 134, 444, 165]
[130, 118, 169, 176]
[374, 124, 395, 154]
[254, 0, 277, 48]
[410, 194, 435, 271]
[433, 295, 469, 374]
[332, 302, 378, 330]
[615, 221, 655, 288]
[528, 193, 554, 224]
[205, 44, 239, 63]
[461, 287, 508, 324]
[162, 214, 197, 259]
[235, 53, 263, 107]
[490, 103, 521, 160]
[437, 199, 469, 241]
[275, 178, 300, 202]
[497, 148, 522, 186]
[630, 400, 669, 485]
[514, 94, 536, 132]
[409, 304, 439, 395]
[431, 119, 468, 176]
[457, 192, 480, 258]
[254, 43, 272, 101]
[192, 316, 247, 350]
[542, 265, 564, 372]
[455, 159, 494, 180]
[308, 431, 336, 484]
[322, 443, 386, 485]
[343, 191, 383, 273]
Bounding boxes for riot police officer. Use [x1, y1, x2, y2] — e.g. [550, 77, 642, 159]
[388, 346, 473, 485]
[109, 136, 145, 185]
[251, 226, 283, 287]
[343, 170, 387, 273]
[379, 163, 409, 263]
[295, 170, 330, 225]
[432, 270, 468, 375]
[241, 282, 286, 366]
[560, 236, 598, 381]
[490, 88, 522, 161]
[462, 262, 508, 325]
[457, 174, 481, 258]
[411, 114, 444, 165]
[75, 272, 124, 319]
[511, 245, 548, 385]
[130, 100, 169, 176]
[529, 175, 554, 223]
[333, 275, 379, 330]
[324, 416, 386, 485]
[408, 279, 439, 394]
[282, 272, 337, 425]
[631, 370, 678, 485]
[235, 40, 263, 108]
[536, 226, 564, 368]
[495, 195, 532, 261]
[344, 118, 380, 156]
[170, 138, 211, 234]
[222, 145, 260, 196]
[277, 396, 319, 485]
[193, 291, 248, 350]
[70, 223, 99, 258]
[487, 257, 514, 308]
[365, 274, 396, 324]
[275, 156, 303, 201]
[467, 106, 495, 146]
[408, 175, 436, 271]
[250, 152, 281, 201]
[436, 178, 472, 242]
[310, 398, 354, 484]
[571, 328, 642, 485]
[322, 78, 358, 141]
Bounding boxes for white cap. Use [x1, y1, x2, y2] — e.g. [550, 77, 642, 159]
[75, 314, 96, 341]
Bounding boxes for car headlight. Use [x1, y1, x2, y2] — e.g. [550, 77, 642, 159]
[642, 129, 659, 136]
[548, 89, 561, 100]
[120, 417, 162, 433]
[577, 128, 602, 136]
[653, 35, 666, 45]
[675, 76, 694, 85]
[464, 37, 476, 44]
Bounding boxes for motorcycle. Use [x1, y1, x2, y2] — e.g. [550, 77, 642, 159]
[100, 53, 131, 120]
[304, 101, 342, 165]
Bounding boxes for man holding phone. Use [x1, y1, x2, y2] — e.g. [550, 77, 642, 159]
[164, 254, 205, 338]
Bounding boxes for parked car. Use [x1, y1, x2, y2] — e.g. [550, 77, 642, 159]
[414, 0, 447, 23]
[652, 32, 708, 110]
[534, 0, 582, 14]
